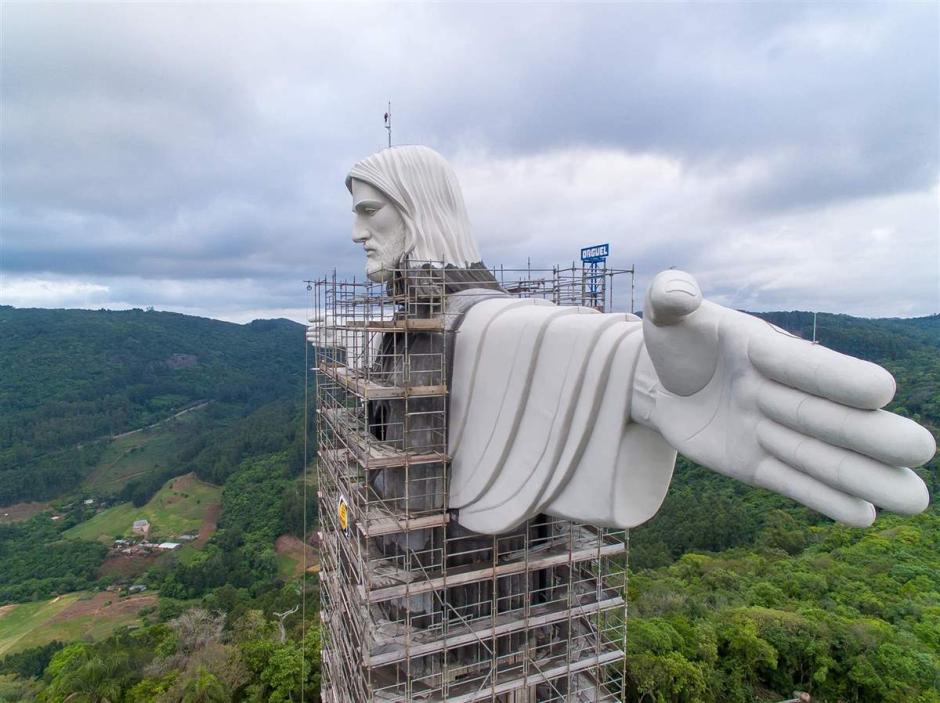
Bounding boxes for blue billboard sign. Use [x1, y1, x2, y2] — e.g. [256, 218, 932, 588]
[580, 243, 609, 263]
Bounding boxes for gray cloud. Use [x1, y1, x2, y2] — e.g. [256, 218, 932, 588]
[1, 2, 937, 320]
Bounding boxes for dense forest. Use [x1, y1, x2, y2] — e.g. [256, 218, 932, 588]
[627, 496, 940, 702]
[0, 306, 305, 504]
[622, 312, 940, 701]
[0, 507, 106, 603]
[0, 307, 937, 702]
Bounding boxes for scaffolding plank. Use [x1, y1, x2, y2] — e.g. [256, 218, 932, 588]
[318, 362, 447, 399]
[374, 648, 624, 703]
[318, 472, 449, 537]
[320, 438, 447, 471]
[365, 594, 624, 666]
[357, 511, 450, 537]
[317, 408, 450, 469]
[447, 651, 624, 703]
[345, 316, 444, 332]
[365, 540, 625, 603]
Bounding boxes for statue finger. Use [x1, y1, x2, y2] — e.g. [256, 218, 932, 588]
[757, 420, 929, 515]
[752, 456, 876, 527]
[749, 330, 895, 410]
[758, 380, 936, 468]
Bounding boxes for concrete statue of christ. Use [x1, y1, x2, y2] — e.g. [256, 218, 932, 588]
[317, 144, 934, 536]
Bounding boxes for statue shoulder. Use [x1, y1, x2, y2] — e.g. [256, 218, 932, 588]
[445, 288, 512, 329]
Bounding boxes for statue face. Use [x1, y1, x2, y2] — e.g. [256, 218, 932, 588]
[350, 178, 407, 282]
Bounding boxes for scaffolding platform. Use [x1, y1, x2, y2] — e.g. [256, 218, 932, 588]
[345, 316, 446, 332]
[365, 594, 625, 667]
[314, 262, 633, 702]
[319, 362, 448, 399]
[362, 537, 625, 603]
[320, 409, 449, 469]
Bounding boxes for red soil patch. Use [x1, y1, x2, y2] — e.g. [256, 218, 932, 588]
[48, 591, 157, 624]
[275, 534, 319, 576]
[163, 474, 197, 506]
[0, 502, 50, 523]
[97, 552, 161, 579]
[194, 501, 221, 547]
[170, 473, 195, 492]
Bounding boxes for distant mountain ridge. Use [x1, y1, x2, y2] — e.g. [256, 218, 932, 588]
[0, 305, 305, 505]
[751, 311, 940, 360]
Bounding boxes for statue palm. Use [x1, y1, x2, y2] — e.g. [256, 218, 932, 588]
[640, 270, 934, 527]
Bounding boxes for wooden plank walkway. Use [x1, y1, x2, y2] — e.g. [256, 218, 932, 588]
[318, 363, 447, 400]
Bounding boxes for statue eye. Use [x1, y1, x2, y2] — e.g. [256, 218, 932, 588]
[356, 202, 383, 217]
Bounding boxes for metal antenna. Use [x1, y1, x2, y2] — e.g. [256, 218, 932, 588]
[384, 101, 392, 148]
[812, 311, 818, 344]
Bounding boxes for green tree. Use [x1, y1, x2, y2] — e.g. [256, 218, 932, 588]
[180, 667, 228, 703]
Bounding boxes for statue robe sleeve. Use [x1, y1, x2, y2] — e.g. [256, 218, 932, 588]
[448, 297, 677, 535]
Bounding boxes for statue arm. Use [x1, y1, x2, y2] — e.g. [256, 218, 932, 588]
[628, 271, 934, 526]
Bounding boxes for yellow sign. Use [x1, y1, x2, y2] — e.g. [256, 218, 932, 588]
[338, 495, 349, 535]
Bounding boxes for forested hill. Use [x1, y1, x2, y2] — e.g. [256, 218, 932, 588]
[752, 311, 940, 361]
[0, 306, 306, 504]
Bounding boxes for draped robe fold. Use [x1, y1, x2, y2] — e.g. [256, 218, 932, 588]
[448, 296, 678, 535]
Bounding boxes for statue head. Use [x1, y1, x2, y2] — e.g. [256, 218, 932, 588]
[346, 145, 482, 282]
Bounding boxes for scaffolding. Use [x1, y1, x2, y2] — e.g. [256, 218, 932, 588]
[314, 262, 634, 702]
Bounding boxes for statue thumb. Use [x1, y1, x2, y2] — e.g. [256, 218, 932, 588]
[642, 270, 719, 396]
[645, 270, 703, 325]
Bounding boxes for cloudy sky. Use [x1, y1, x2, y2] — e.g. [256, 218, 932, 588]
[1, 2, 937, 322]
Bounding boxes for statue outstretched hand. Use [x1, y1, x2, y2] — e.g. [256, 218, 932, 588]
[634, 270, 934, 527]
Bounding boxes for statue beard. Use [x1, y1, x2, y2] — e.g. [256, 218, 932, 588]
[364, 224, 408, 283]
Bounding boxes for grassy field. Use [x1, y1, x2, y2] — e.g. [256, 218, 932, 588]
[0, 591, 156, 656]
[64, 474, 221, 543]
[83, 404, 208, 492]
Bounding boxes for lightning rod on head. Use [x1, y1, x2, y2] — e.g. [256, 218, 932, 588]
[384, 101, 391, 148]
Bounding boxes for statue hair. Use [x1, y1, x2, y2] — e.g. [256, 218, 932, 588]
[346, 145, 482, 268]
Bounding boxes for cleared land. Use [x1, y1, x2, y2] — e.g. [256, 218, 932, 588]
[83, 403, 208, 492]
[97, 552, 163, 580]
[0, 502, 49, 524]
[64, 473, 221, 543]
[0, 591, 156, 656]
[275, 534, 319, 579]
[195, 501, 221, 547]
